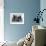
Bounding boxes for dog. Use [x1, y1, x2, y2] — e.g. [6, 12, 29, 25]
[12, 15, 22, 22]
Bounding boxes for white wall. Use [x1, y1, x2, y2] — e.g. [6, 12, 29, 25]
[40, 0, 46, 27]
[0, 0, 4, 42]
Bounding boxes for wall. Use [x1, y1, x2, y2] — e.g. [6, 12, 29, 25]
[40, 0, 46, 27]
[4, 0, 40, 42]
[0, 0, 4, 42]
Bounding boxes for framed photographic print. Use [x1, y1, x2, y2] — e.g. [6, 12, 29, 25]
[10, 13, 24, 24]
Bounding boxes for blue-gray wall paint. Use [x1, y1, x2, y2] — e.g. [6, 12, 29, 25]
[4, 0, 40, 42]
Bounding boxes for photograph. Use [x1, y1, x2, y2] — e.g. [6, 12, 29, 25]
[10, 13, 24, 24]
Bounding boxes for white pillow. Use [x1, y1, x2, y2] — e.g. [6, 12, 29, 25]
[17, 37, 25, 46]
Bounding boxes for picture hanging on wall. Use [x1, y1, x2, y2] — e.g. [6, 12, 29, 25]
[10, 13, 24, 24]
